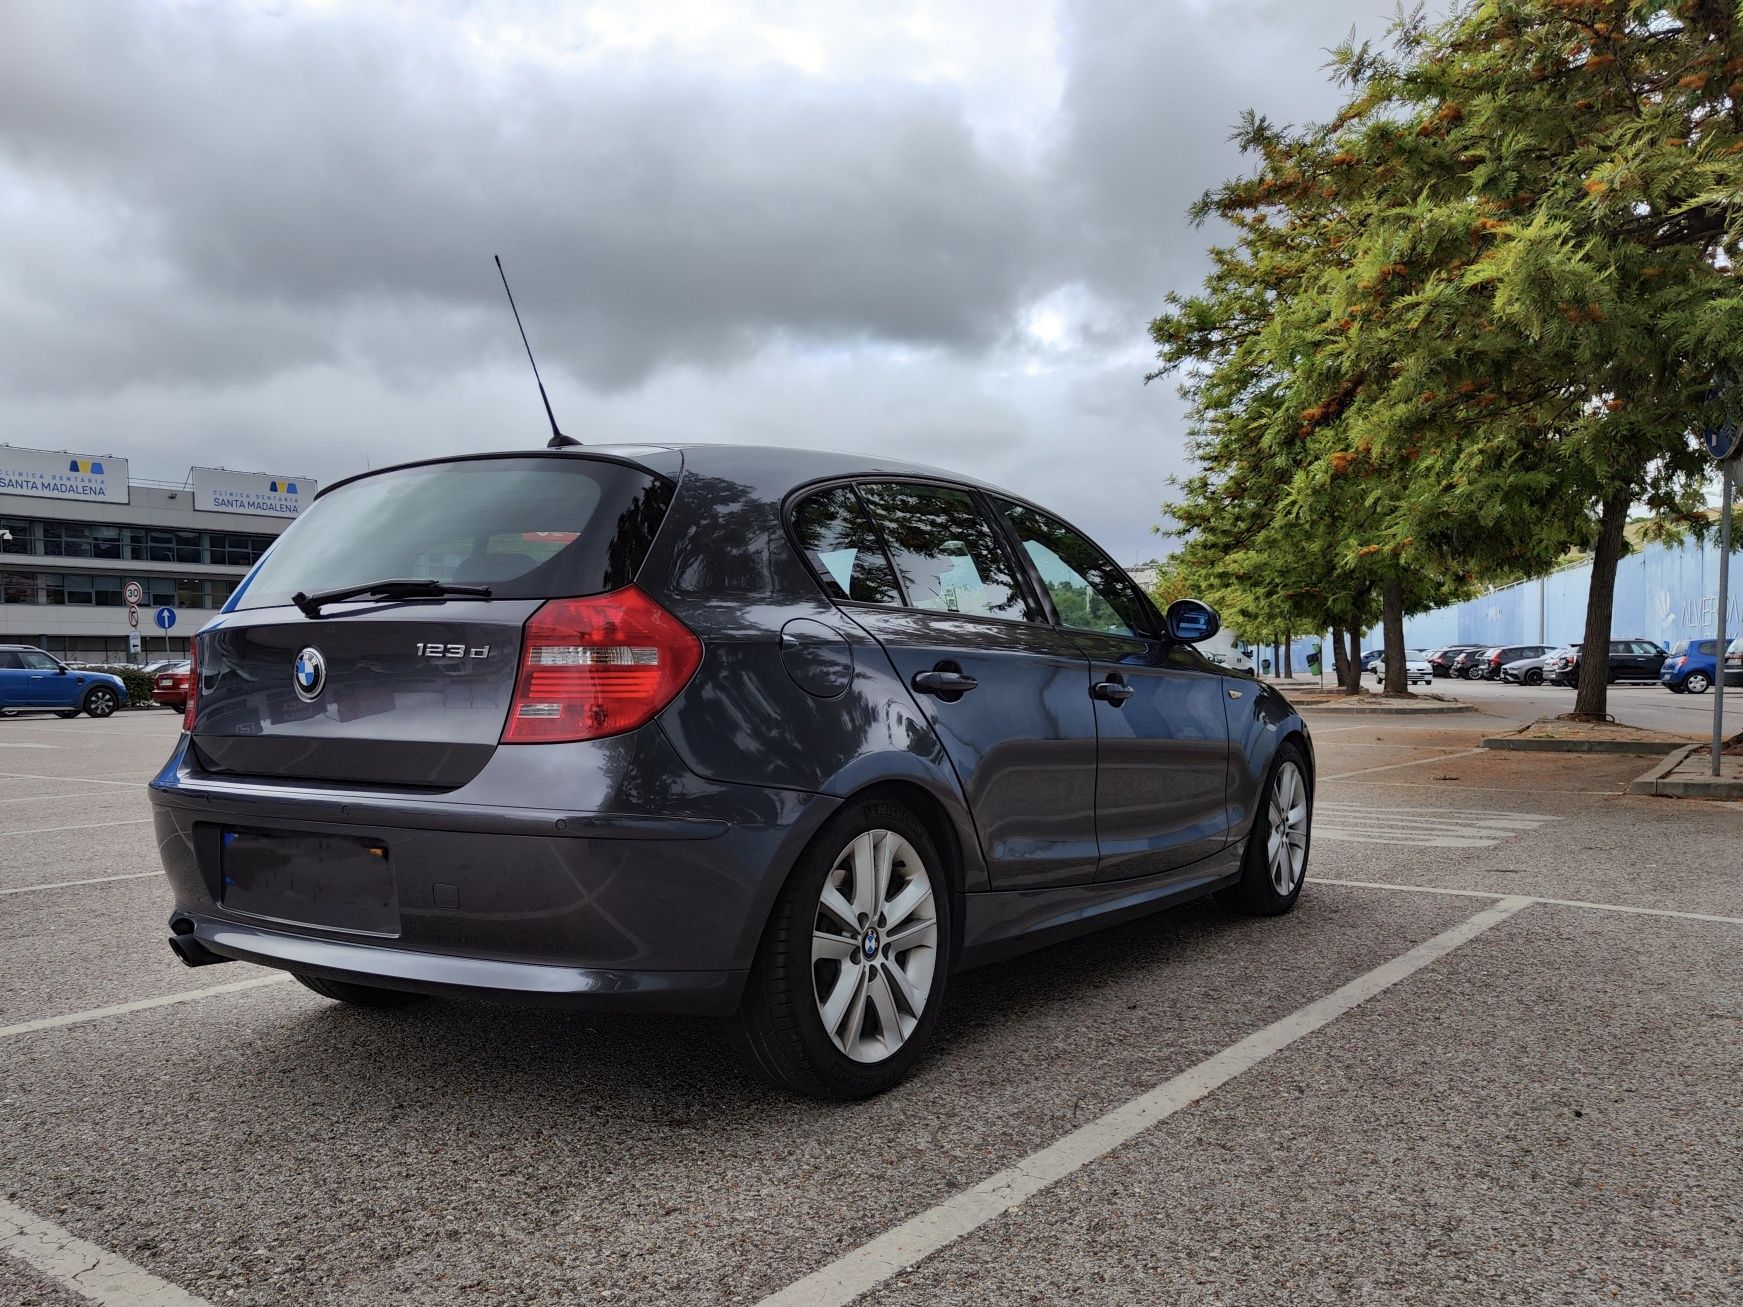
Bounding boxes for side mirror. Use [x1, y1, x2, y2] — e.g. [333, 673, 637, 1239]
[1165, 598, 1220, 644]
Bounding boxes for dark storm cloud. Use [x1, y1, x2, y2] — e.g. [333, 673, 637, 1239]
[0, 0, 1429, 563]
[1047, 0, 1405, 314]
[0, 1, 1045, 394]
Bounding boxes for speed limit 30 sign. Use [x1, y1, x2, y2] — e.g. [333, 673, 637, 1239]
[124, 579, 144, 606]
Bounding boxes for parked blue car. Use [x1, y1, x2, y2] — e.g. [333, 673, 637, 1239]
[0, 645, 128, 717]
[1660, 637, 1720, 694]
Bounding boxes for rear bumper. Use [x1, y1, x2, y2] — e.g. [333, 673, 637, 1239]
[147, 727, 838, 1013]
[168, 911, 743, 1013]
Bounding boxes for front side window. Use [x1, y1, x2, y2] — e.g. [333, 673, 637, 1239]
[17, 649, 59, 671]
[856, 482, 1033, 621]
[791, 485, 901, 605]
[996, 501, 1154, 638]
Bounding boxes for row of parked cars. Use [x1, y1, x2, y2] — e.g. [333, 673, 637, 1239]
[1361, 637, 1743, 693]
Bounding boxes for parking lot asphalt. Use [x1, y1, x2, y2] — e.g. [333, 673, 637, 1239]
[2, 706, 1738, 1306]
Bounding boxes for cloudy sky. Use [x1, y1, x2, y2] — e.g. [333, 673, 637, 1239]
[0, 0, 1417, 564]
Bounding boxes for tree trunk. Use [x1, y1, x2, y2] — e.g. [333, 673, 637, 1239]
[1381, 574, 1408, 695]
[1572, 486, 1633, 718]
[1344, 625, 1363, 695]
[1283, 638, 1293, 679]
[1272, 640, 1281, 679]
[1330, 625, 1348, 689]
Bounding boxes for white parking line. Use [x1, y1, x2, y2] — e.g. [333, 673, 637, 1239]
[0, 770, 142, 788]
[0, 871, 162, 896]
[1320, 747, 1487, 781]
[1315, 877, 1743, 925]
[0, 741, 56, 749]
[0, 790, 117, 806]
[0, 817, 151, 838]
[755, 896, 1533, 1307]
[0, 975, 291, 1040]
[1314, 803, 1561, 848]
[0, 1199, 213, 1306]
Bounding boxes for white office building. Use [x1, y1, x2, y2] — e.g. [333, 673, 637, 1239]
[0, 445, 316, 665]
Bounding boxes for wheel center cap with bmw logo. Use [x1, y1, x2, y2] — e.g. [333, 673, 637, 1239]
[293, 647, 327, 702]
[861, 927, 880, 961]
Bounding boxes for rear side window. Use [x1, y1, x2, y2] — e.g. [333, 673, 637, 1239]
[0, 651, 18, 669]
[857, 482, 1034, 622]
[232, 458, 672, 611]
[790, 486, 901, 605]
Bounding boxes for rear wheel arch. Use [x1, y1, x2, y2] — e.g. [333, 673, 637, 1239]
[835, 779, 968, 967]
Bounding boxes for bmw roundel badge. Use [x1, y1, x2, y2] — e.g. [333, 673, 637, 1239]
[293, 646, 327, 702]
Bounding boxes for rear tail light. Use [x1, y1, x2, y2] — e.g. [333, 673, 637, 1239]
[502, 587, 702, 744]
[183, 642, 199, 732]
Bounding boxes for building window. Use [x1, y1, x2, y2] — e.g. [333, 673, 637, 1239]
[1, 571, 37, 604]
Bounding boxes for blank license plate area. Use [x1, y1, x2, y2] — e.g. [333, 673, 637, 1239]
[221, 829, 399, 935]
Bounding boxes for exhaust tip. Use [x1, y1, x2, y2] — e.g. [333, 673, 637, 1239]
[168, 927, 229, 968]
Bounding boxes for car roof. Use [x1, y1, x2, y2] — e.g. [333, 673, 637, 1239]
[319, 442, 1021, 505]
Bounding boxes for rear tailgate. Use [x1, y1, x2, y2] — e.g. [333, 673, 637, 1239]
[192, 600, 534, 787]
[187, 452, 677, 789]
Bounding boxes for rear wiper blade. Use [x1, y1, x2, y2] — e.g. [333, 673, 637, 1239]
[291, 578, 492, 618]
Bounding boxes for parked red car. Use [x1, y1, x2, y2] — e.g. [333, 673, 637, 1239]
[150, 661, 192, 711]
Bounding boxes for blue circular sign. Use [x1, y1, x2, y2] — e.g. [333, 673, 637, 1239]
[153, 606, 177, 630]
[1704, 419, 1741, 462]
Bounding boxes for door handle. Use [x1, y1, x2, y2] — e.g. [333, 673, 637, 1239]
[912, 667, 979, 697]
[1091, 677, 1134, 705]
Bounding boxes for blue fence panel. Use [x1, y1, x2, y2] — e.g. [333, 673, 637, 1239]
[1391, 533, 1740, 653]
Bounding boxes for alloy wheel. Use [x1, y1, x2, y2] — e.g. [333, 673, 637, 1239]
[86, 688, 117, 718]
[811, 828, 939, 1064]
[1265, 761, 1309, 896]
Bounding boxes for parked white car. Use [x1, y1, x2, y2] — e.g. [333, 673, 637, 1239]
[1369, 649, 1433, 685]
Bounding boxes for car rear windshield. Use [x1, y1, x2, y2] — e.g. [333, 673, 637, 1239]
[232, 457, 673, 611]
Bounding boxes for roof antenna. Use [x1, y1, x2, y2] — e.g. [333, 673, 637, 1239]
[494, 254, 580, 449]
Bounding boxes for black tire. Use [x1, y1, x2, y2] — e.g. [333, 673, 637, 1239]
[55, 710, 80, 719]
[81, 686, 119, 718]
[293, 972, 426, 1007]
[1524, 668, 1543, 686]
[1217, 741, 1311, 917]
[734, 797, 951, 1100]
[1684, 671, 1710, 695]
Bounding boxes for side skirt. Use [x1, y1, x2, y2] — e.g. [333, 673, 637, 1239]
[953, 845, 1244, 972]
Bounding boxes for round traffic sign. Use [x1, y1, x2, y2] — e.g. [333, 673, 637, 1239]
[1704, 418, 1742, 462]
[127, 607, 139, 629]
[154, 606, 177, 631]
[124, 580, 143, 605]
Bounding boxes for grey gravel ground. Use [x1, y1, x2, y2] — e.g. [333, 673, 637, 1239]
[1, 706, 1738, 1305]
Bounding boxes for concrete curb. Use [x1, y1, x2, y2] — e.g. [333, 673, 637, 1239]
[1481, 736, 1690, 755]
[1628, 744, 1743, 798]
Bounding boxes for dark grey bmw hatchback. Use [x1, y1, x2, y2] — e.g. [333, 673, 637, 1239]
[151, 443, 1313, 1099]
